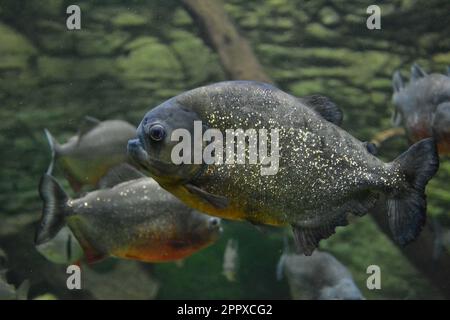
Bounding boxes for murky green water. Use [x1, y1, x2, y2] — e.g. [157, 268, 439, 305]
[0, 0, 449, 300]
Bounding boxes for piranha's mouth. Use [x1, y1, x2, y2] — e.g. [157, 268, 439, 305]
[210, 217, 223, 233]
[206, 217, 223, 237]
[127, 138, 180, 177]
[127, 138, 150, 167]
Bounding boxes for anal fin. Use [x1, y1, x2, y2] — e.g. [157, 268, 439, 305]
[291, 192, 378, 255]
[292, 215, 348, 256]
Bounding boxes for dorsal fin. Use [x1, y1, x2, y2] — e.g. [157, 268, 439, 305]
[410, 63, 427, 81]
[301, 95, 343, 126]
[77, 116, 101, 140]
[392, 70, 404, 93]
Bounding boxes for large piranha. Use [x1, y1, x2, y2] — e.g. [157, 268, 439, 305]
[128, 81, 439, 255]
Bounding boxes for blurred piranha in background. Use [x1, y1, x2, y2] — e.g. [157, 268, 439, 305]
[392, 64, 450, 155]
[44, 116, 137, 191]
[35, 226, 83, 265]
[129, 81, 439, 255]
[35, 176, 222, 263]
[222, 238, 239, 282]
[276, 248, 364, 300]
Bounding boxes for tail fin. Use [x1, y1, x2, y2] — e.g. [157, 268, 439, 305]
[36, 174, 69, 245]
[43, 129, 61, 175]
[388, 138, 439, 245]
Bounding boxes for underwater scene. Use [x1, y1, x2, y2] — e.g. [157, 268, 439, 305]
[0, 0, 449, 301]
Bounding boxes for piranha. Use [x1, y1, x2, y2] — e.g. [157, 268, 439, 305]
[35, 175, 222, 263]
[392, 63, 450, 155]
[276, 247, 363, 300]
[128, 81, 439, 255]
[44, 116, 137, 192]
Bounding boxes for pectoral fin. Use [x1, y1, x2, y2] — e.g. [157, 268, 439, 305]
[185, 184, 229, 209]
[249, 221, 272, 234]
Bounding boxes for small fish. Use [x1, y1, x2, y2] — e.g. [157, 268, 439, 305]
[222, 239, 239, 282]
[44, 117, 137, 191]
[392, 64, 450, 155]
[129, 81, 439, 255]
[35, 226, 83, 265]
[277, 249, 363, 300]
[35, 176, 222, 263]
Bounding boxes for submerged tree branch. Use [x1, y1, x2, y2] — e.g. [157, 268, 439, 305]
[371, 127, 406, 148]
[181, 0, 273, 83]
[370, 197, 450, 299]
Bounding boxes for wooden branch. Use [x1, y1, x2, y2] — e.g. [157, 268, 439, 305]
[369, 197, 450, 299]
[371, 127, 406, 148]
[181, 0, 273, 83]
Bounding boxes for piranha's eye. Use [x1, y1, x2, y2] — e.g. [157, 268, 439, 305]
[148, 124, 166, 142]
